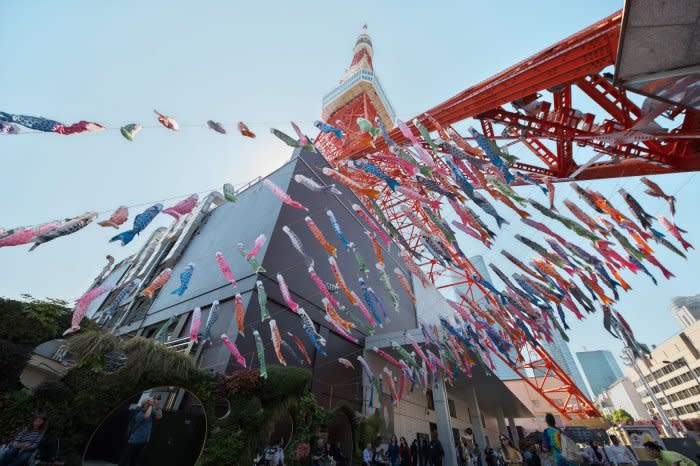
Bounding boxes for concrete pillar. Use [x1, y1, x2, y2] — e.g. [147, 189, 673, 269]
[433, 377, 458, 466]
[495, 405, 507, 438]
[465, 384, 486, 450]
[508, 417, 520, 445]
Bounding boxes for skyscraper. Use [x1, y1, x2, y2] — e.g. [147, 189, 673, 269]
[576, 350, 624, 397]
[543, 332, 590, 398]
[669, 294, 700, 329]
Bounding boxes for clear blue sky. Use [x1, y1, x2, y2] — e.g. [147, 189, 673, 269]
[2, 1, 698, 371]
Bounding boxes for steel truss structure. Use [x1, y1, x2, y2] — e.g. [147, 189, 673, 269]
[315, 10, 698, 419]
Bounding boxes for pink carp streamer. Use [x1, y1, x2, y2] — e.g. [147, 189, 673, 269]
[338, 358, 355, 369]
[352, 203, 390, 247]
[277, 273, 300, 313]
[396, 186, 440, 209]
[215, 251, 237, 287]
[98, 206, 129, 228]
[0, 222, 61, 248]
[163, 194, 198, 221]
[263, 179, 308, 211]
[246, 234, 266, 259]
[350, 291, 377, 328]
[68, 283, 114, 332]
[408, 335, 435, 373]
[189, 307, 202, 342]
[372, 346, 401, 367]
[154, 109, 179, 131]
[308, 266, 343, 309]
[221, 334, 246, 368]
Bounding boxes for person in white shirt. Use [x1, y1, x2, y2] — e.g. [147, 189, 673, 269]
[604, 435, 638, 466]
[273, 439, 285, 466]
[363, 443, 374, 466]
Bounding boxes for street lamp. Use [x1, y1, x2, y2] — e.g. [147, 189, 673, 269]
[641, 358, 687, 436]
[621, 349, 678, 437]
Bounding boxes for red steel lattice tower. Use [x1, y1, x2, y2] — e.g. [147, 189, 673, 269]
[316, 26, 605, 419]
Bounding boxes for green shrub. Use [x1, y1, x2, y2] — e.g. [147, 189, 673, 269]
[198, 429, 246, 465]
[0, 296, 70, 346]
[1, 302, 351, 466]
[0, 340, 31, 394]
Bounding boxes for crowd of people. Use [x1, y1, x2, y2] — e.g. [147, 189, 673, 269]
[357, 412, 699, 466]
[363, 431, 446, 466]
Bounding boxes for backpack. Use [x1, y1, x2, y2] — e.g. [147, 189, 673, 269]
[558, 431, 581, 464]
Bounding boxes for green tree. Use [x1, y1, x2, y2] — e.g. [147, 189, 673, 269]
[0, 295, 72, 394]
[611, 408, 634, 424]
[0, 295, 71, 346]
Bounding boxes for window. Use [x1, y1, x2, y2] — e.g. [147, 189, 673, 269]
[448, 399, 457, 418]
[426, 390, 435, 411]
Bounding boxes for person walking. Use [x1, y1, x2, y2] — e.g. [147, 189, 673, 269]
[399, 437, 412, 466]
[474, 443, 483, 466]
[119, 397, 163, 466]
[374, 448, 389, 465]
[273, 439, 286, 466]
[0, 413, 47, 466]
[643, 441, 697, 466]
[500, 435, 524, 466]
[428, 431, 445, 466]
[542, 413, 576, 466]
[603, 436, 637, 466]
[411, 439, 419, 465]
[420, 439, 429, 466]
[363, 443, 374, 466]
[583, 441, 608, 466]
[331, 442, 346, 465]
[388, 435, 400, 466]
[462, 438, 475, 466]
[485, 448, 499, 466]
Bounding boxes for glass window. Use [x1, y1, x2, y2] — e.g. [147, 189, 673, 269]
[448, 399, 457, 418]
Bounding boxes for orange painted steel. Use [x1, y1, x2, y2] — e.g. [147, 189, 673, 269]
[313, 10, 696, 419]
[337, 10, 699, 180]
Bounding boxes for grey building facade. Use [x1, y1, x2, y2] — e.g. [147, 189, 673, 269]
[81, 149, 531, 465]
[91, 148, 419, 411]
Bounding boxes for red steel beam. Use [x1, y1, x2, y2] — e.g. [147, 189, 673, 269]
[344, 11, 622, 158]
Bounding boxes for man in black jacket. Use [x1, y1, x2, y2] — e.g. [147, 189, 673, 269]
[420, 439, 429, 466]
[428, 431, 444, 466]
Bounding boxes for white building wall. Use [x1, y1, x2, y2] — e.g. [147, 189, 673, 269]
[603, 378, 649, 420]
